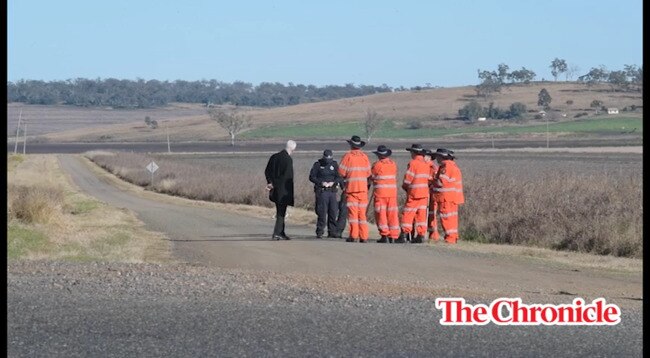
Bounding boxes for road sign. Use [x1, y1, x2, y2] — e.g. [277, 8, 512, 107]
[146, 161, 159, 174]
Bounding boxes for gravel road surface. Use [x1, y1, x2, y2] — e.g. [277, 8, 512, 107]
[7, 154, 643, 357]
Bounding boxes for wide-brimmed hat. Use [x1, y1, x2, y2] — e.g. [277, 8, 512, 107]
[405, 143, 426, 154]
[433, 148, 455, 159]
[372, 145, 392, 157]
[346, 135, 366, 148]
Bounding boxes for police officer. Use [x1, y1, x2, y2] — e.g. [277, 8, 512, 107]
[309, 149, 344, 239]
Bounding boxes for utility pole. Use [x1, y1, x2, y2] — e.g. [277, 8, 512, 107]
[14, 109, 22, 154]
[22, 121, 27, 154]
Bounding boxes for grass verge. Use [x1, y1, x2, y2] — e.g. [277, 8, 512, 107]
[7, 154, 171, 263]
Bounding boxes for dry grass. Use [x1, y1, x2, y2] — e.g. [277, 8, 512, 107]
[31, 82, 642, 142]
[87, 151, 642, 258]
[7, 154, 171, 263]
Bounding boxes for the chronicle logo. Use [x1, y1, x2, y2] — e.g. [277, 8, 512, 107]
[435, 297, 621, 326]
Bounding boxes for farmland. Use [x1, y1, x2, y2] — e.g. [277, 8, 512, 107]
[87, 150, 642, 258]
[8, 82, 643, 143]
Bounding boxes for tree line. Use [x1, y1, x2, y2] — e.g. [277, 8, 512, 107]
[6, 79, 398, 108]
[475, 59, 643, 98]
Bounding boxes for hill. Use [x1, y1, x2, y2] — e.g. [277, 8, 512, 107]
[7, 82, 643, 143]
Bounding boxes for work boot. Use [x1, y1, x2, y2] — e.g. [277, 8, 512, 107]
[394, 233, 407, 243]
[377, 236, 389, 243]
[388, 238, 394, 243]
[345, 237, 356, 243]
[412, 235, 424, 244]
[359, 239, 367, 243]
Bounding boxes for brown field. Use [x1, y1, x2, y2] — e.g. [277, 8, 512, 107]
[8, 82, 643, 143]
[86, 150, 642, 258]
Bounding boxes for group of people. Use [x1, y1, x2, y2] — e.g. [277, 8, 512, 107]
[264, 136, 464, 244]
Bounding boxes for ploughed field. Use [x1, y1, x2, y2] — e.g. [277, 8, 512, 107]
[87, 151, 642, 258]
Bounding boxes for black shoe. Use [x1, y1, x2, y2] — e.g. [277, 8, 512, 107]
[377, 236, 389, 243]
[395, 233, 407, 243]
[359, 239, 367, 243]
[281, 234, 291, 240]
[316, 234, 323, 239]
[388, 238, 394, 243]
[345, 237, 356, 242]
[412, 235, 424, 244]
[327, 233, 338, 238]
[272, 234, 284, 241]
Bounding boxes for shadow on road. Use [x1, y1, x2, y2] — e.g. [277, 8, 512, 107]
[166, 234, 327, 242]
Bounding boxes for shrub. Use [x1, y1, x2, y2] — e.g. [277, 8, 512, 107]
[8, 185, 65, 224]
[406, 119, 423, 130]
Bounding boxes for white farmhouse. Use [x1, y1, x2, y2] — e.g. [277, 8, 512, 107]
[607, 108, 619, 114]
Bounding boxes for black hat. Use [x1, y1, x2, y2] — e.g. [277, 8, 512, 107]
[322, 149, 333, 158]
[405, 143, 426, 154]
[346, 135, 366, 148]
[433, 148, 455, 159]
[372, 145, 392, 157]
[423, 149, 435, 157]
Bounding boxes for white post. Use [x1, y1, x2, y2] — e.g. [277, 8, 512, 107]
[167, 126, 171, 153]
[22, 121, 27, 154]
[151, 170, 154, 187]
[546, 116, 549, 149]
[491, 133, 495, 149]
[14, 109, 22, 154]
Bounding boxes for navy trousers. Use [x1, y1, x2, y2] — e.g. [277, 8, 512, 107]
[315, 190, 339, 236]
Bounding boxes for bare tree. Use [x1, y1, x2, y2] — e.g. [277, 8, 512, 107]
[566, 64, 580, 81]
[363, 108, 384, 142]
[208, 109, 251, 146]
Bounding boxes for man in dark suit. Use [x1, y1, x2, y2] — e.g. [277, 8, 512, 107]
[265, 140, 296, 240]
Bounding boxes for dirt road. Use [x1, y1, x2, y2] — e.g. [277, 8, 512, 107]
[57, 154, 641, 303]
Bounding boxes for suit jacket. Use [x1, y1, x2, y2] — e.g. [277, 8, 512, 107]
[265, 149, 295, 206]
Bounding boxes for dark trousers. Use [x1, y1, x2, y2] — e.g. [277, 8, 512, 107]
[273, 202, 288, 236]
[315, 190, 339, 236]
[336, 192, 347, 236]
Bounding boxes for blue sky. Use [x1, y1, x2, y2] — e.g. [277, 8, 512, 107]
[7, 0, 643, 87]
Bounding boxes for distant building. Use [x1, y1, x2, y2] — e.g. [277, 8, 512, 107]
[477, 117, 486, 121]
[607, 108, 619, 114]
[538, 110, 546, 116]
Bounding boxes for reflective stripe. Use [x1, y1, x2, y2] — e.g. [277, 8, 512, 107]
[439, 174, 455, 181]
[418, 206, 428, 210]
[409, 184, 429, 188]
[373, 175, 396, 180]
[374, 205, 387, 211]
[445, 229, 458, 234]
[347, 202, 368, 207]
[374, 184, 397, 188]
[403, 207, 418, 212]
[433, 187, 463, 192]
[389, 226, 401, 230]
[346, 177, 368, 182]
[401, 223, 412, 228]
[349, 219, 369, 224]
[416, 222, 428, 227]
[414, 174, 431, 179]
[405, 171, 415, 177]
[347, 166, 371, 171]
[387, 207, 399, 211]
[403, 180, 412, 185]
[439, 211, 458, 218]
[377, 224, 389, 230]
[339, 164, 348, 170]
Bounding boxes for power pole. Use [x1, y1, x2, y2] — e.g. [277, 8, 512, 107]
[14, 108, 22, 154]
[22, 121, 27, 154]
[546, 115, 549, 149]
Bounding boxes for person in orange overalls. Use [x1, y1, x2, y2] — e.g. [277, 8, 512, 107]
[431, 148, 464, 244]
[370, 145, 399, 243]
[424, 150, 440, 242]
[338, 135, 372, 243]
[397, 144, 432, 244]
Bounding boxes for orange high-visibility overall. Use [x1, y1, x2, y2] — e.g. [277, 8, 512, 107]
[338, 149, 372, 240]
[428, 161, 440, 241]
[371, 157, 400, 239]
[400, 156, 432, 236]
[432, 160, 464, 243]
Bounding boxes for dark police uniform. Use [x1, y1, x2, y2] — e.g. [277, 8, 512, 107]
[309, 152, 343, 238]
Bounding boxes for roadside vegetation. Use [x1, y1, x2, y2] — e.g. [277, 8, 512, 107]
[7, 154, 170, 262]
[87, 151, 642, 258]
